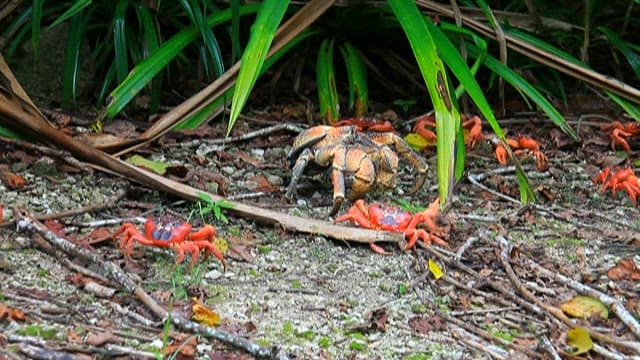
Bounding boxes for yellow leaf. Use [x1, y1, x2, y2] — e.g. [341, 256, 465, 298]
[428, 259, 444, 280]
[405, 133, 435, 151]
[567, 327, 593, 355]
[213, 237, 229, 254]
[126, 155, 169, 175]
[191, 298, 220, 327]
[561, 295, 608, 319]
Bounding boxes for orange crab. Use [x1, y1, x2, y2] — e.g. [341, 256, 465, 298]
[286, 125, 428, 215]
[334, 117, 397, 133]
[494, 135, 548, 171]
[335, 198, 448, 254]
[594, 167, 640, 206]
[602, 121, 640, 153]
[113, 218, 225, 268]
[412, 114, 483, 149]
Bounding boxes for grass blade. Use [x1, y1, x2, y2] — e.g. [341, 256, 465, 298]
[598, 26, 640, 79]
[99, 4, 261, 122]
[31, 0, 43, 61]
[230, 0, 242, 63]
[185, 0, 225, 78]
[318, 39, 339, 123]
[133, 2, 161, 112]
[389, 0, 459, 204]
[48, 0, 92, 28]
[340, 42, 368, 117]
[227, 0, 290, 136]
[427, 19, 536, 203]
[113, 0, 130, 83]
[62, 12, 86, 108]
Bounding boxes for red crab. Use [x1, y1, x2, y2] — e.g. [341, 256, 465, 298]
[412, 114, 483, 149]
[494, 135, 548, 171]
[594, 167, 640, 206]
[334, 117, 397, 133]
[335, 198, 448, 254]
[113, 218, 225, 269]
[602, 121, 640, 153]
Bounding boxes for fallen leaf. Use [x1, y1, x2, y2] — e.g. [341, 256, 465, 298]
[88, 227, 112, 244]
[246, 175, 279, 192]
[227, 244, 254, 262]
[165, 336, 197, 357]
[428, 259, 444, 280]
[566, 327, 592, 355]
[405, 133, 434, 150]
[561, 295, 608, 319]
[0, 169, 27, 189]
[408, 315, 444, 334]
[85, 331, 117, 346]
[44, 219, 65, 238]
[366, 308, 388, 332]
[607, 258, 640, 281]
[126, 155, 169, 175]
[0, 303, 26, 321]
[192, 297, 221, 327]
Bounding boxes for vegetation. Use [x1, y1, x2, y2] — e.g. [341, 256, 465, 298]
[1, 0, 639, 202]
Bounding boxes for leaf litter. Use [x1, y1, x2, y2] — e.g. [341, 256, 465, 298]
[0, 113, 639, 359]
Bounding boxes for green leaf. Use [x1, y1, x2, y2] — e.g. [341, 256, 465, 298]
[62, 11, 87, 108]
[426, 19, 536, 203]
[125, 155, 169, 175]
[389, 0, 458, 205]
[49, 0, 92, 28]
[227, 0, 290, 136]
[598, 26, 640, 79]
[0, 124, 28, 139]
[31, 0, 43, 61]
[133, 2, 162, 112]
[340, 42, 368, 117]
[113, 0, 130, 83]
[181, 0, 225, 78]
[317, 39, 339, 123]
[566, 327, 593, 355]
[99, 4, 261, 121]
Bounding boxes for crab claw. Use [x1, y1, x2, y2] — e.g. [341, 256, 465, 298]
[462, 115, 483, 149]
[403, 198, 449, 250]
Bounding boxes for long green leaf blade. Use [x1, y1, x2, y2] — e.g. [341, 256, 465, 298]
[389, 0, 458, 204]
[318, 39, 339, 123]
[48, 0, 92, 28]
[426, 19, 536, 203]
[340, 42, 368, 117]
[99, 4, 261, 121]
[227, 0, 290, 136]
[113, 0, 129, 83]
[598, 26, 640, 79]
[31, 0, 43, 61]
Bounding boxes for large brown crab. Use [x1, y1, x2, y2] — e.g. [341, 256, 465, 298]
[286, 125, 428, 215]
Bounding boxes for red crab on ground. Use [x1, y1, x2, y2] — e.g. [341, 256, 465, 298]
[113, 218, 225, 269]
[602, 121, 640, 153]
[333, 117, 397, 133]
[594, 167, 640, 206]
[335, 198, 449, 254]
[412, 114, 483, 149]
[494, 135, 548, 171]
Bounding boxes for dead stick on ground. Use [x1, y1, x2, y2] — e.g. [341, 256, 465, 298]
[530, 258, 640, 339]
[496, 235, 640, 355]
[13, 207, 290, 360]
[0, 135, 89, 171]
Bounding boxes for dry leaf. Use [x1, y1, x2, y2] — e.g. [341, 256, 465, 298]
[561, 295, 608, 319]
[0, 169, 27, 189]
[566, 327, 593, 355]
[428, 259, 444, 280]
[85, 331, 117, 346]
[0, 303, 26, 321]
[408, 315, 444, 334]
[192, 297, 221, 327]
[607, 258, 640, 281]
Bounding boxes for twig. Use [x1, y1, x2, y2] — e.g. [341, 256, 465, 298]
[541, 336, 562, 360]
[531, 259, 640, 339]
[0, 135, 89, 172]
[496, 235, 640, 354]
[8, 334, 156, 358]
[14, 207, 290, 360]
[167, 123, 305, 148]
[450, 328, 508, 359]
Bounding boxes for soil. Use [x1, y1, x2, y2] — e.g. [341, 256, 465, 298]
[0, 112, 639, 360]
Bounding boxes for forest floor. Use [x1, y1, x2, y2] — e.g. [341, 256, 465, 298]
[1, 108, 639, 360]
